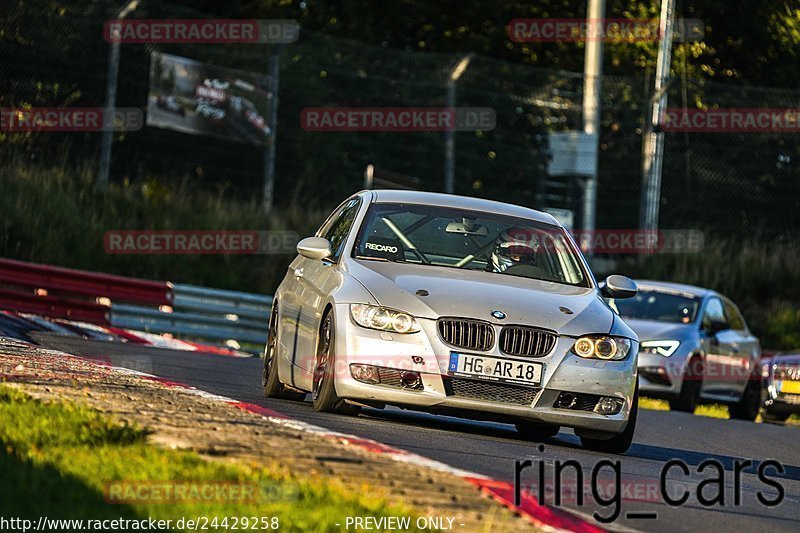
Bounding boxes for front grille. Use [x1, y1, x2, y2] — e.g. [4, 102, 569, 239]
[448, 378, 539, 406]
[438, 318, 494, 352]
[640, 367, 672, 386]
[499, 326, 556, 357]
[778, 393, 800, 404]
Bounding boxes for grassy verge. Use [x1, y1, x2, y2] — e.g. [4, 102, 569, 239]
[639, 395, 800, 425]
[0, 161, 327, 294]
[0, 384, 426, 531]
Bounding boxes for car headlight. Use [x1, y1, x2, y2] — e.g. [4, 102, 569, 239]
[572, 336, 633, 361]
[350, 304, 420, 334]
[641, 340, 680, 357]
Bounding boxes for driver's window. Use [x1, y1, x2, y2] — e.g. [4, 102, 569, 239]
[701, 298, 727, 331]
[722, 299, 746, 331]
[320, 198, 360, 262]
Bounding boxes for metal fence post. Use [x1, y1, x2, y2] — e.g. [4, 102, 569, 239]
[444, 56, 471, 195]
[444, 79, 456, 194]
[98, 0, 138, 187]
[581, 0, 606, 255]
[263, 46, 281, 212]
[640, 0, 676, 234]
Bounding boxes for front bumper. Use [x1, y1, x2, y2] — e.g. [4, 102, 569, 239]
[637, 349, 687, 397]
[332, 305, 637, 434]
[763, 374, 800, 416]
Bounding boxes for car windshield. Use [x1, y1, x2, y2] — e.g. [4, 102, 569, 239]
[608, 289, 700, 323]
[352, 202, 589, 287]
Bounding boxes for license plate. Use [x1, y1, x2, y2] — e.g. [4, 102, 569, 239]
[780, 380, 800, 395]
[448, 352, 543, 387]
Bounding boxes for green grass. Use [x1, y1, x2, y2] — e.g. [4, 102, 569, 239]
[639, 395, 800, 425]
[0, 385, 427, 531]
[637, 397, 670, 411]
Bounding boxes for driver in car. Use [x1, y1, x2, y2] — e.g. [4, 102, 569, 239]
[488, 228, 542, 274]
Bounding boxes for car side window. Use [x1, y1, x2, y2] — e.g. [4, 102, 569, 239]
[722, 299, 746, 331]
[701, 297, 728, 331]
[321, 198, 361, 261]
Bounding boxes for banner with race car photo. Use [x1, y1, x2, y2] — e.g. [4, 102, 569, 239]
[146, 52, 271, 145]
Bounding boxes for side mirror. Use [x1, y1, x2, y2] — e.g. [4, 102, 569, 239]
[297, 237, 332, 261]
[706, 319, 730, 336]
[601, 275, 638, 299]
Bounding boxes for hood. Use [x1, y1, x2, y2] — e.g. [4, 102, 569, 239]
[347, 260, 614, 336]
[622, 317, 696, 342]
[762, 354, 800, 366]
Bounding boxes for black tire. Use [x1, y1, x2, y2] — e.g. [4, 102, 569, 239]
[762, 410, 790, 424]
[729, 376, 761, 421]
[515, 421, 560, 440]
[262, 303, 306, 401]
[669, 357, 702, 413]
[580, 382, 639, 454]
[312, 312, 361, 416]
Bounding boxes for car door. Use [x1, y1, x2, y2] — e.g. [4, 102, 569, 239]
[699, 296, 738, 397]
[721, 298, 759, 398]
[292, 197, 362, 389]
[274, 253, 307, 384]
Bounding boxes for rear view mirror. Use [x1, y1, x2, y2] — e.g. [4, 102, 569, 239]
[297, 237, 332, 260]
[445, 218, 488, 236]
[601, 275, 638, 299]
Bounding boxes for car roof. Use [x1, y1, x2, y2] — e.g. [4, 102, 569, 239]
[634, 279, 713, 298]
[363, 189, 560, 226]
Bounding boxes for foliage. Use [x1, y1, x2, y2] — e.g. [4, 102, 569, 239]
[0, 159, 324, 293]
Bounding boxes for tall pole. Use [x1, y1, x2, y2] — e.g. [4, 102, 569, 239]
[581, 0, 606, 252]
[98, 0, 138, 187]
[444, 80, 456, 194]
[444, 56, 471, 194]
[263, 46, 281, 212]
[640, 0, 676, 232]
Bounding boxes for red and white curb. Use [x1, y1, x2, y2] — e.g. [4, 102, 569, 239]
[18, 343, 604, 533]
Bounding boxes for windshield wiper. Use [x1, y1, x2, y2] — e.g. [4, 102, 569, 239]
[355, 255, 390, 262]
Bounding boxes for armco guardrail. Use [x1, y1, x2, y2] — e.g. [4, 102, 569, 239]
[0, 258, 172, 306]
[110, 301, 268, 345]
[0, 258, 270, 350]
[172, 284, 272, 320]
[0, 287, 110, 324]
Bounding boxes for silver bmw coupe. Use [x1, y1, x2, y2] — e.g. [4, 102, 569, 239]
[263, 190, 641, 453]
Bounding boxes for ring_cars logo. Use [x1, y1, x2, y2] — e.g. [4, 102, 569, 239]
[365, 242, 398, 253]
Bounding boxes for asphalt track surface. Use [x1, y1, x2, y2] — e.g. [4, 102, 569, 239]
[41, 336, 800, 533]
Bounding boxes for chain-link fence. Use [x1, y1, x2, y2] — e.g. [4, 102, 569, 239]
[2, 0, 799, 238]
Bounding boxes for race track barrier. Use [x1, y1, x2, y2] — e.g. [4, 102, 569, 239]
[172, 284, 272, 320]
[0, 258, 270, 350]
[110, 303, 268, 345]
[0, 257, 171, 306]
